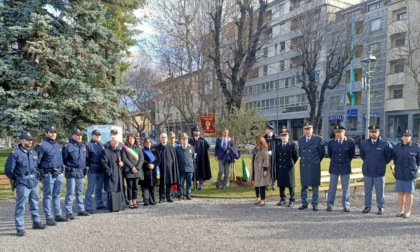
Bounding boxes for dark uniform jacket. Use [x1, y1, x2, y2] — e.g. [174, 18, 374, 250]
[298, 135, 325, 187]
[155, 143, 180, 185]
[141, 148, 160, 187]
[275, 141, 299, 188]
[121, 145, 144, 179]
[327, 137, 355, 175]
[63, 139, 88, 179]
[101, 145, 124, 192]
[360, 137, 393, 177]
[35, 137, 63, 170]
[189, 137, 212, 180]
[86, 139, 104, 174]
[176, 145, 195, 173]
[264, 133, 280, 180]
[5, 145, 39, 189]
[393, 141, 420, 181]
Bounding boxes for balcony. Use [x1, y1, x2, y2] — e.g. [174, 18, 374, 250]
[385, 98, 405, 111]
[386, 72, 405, 86]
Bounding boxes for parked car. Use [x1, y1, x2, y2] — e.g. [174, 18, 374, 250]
[204, 137, 217, 152]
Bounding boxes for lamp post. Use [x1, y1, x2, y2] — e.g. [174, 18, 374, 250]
[361, 52, 377, 139]
[269, 65, 280, 133]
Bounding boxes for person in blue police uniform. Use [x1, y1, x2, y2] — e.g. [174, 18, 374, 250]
[275, 127, 299, 207]
[35, 126, 68, 225]
[297, 122, 325, 211]
[5, 132, 46, 236]
[84, 129, 106, 213]
[176, 133, 195, 200]
[360, 125, 393, 215]
[326, 126, 356, 212]
[263, 123, 279, 191]
[63, 129, 90, 219]
[393, 130, 420, 218]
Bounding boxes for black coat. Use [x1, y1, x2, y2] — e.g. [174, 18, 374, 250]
[155, 143, 180, 185]
[101, 146, 124, 192]
[121, 145, 144, 179]
[141, 148, 160, 187]
[189, 137, 212, 180]
[298, 135, 325, 187]
[275, 142, 299, 188]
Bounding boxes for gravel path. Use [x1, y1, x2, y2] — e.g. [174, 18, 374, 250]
[1, 188, 420, 251]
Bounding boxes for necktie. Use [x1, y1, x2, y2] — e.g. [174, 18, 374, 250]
[306, 138, 309, 143]
[283, 143, 285, 147]
[339, 140, 342, 145]
[222, 139, 227, 149]
[372, 141, 376, 145]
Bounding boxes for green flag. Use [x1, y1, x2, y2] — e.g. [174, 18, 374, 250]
[242, 159, 250, 181]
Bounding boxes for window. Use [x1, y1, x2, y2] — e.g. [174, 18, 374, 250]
[347, 21, 364, 36]
[347, 117, 357, 131]
[274, 44, 278, 55]
[391, 60, 404, 74]
[396, 12, 407, 21]
[280, 41, 285, 52]
[278, 4, 285, 16]
[393, 88, 403, 99]
[290, 57, 301, 69]
[346, 69, 363, 83]
[263, 47, 268, 58]
[370, 18, 381, 32]
[369, 42, 380, 56]
[315, 71, 320, 83]
[279, 60, 285, 71]
[263, 65, 268, 76]
[392, 33, 406, 48]
[368, 2, 383, 11]
[279, 22, 286, 34]
[370, 91, 382, 103]
[349, 45, 363, 58]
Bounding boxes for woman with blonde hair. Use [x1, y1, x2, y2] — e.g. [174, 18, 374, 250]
[250, 135, 270, 206]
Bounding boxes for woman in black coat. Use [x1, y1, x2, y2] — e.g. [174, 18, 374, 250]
[121, 134, 144, 208]
[140, 137, 161, 206]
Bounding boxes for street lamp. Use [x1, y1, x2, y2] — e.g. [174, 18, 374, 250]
[361, 51, 377, 139]
[269, 65, 281, 133]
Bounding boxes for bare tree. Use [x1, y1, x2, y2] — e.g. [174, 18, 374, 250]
[388, 0, 420, 109]
[291, 5, 361, 133]
[210, 0, 269, 112]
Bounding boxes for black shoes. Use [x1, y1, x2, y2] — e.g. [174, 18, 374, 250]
[158, 198, 164, 203]
[32, 222, 46, 230]
[166, 198, 174, 203]
[17, 230, 26, 237]
[326, 207, 333, 212]
[313, 205, 319, 211]
[186, 196, 192, 200]
[87, 210, 95, 214]
[298, 205, 308, 210]
[66, 214, 75, 220]
[54, 215, 68, 222]
[288, 202, 294, 207]
[96, 206, 108, 210]
[378, 208, 384, 215]
[362, 207, 371, 213]
[277, 200, 286, 206]
[78, 211, 90, 216]
[344, 208, 351, 212]
[46, 218, 56, 226]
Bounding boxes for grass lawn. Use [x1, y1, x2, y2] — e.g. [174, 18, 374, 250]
[1, 148, 398, 199]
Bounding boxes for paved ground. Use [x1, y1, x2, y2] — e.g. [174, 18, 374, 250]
[1, 188, 420, 251]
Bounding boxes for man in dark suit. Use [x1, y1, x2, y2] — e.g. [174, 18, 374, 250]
[275, 127, 299, 207]
[326, 125, 355, 212]
[214, 129, 234, 189]
[189, 126, 212, 190]
[298, 122, 325, 211]
[264, 123, 279, 191]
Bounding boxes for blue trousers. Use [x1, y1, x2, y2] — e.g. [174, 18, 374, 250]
[364, 175, 385, 208]
[84, 173, 105, 210]
[327, 174, 350, 209]
[65, 177, 85, 214]
[179, 172, 193, 197]
[42, 173, 64, 219]
[301, 186, 319, 206]
[15, 184, 41, 231]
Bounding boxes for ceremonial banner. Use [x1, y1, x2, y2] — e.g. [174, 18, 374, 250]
[199, 113, 216, 136]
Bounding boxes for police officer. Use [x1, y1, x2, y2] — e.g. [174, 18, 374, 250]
[35, 126, 68, 225]
[264, 123, 279, 191]
[84, 129, 106, 213]
[275, 127, 299, 207]
[326, 126, 355, 212]
[360, 125, 393, 215]
[63, 129, 90, 219]
[298, 122, 325, 211]
[393, 130, 420, 218]
[5, 132, 46, 236]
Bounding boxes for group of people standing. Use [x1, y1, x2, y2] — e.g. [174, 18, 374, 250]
[5, 126, 212, 236]
[252, 122, 420, 218]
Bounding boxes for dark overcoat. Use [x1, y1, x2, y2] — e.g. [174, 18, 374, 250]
[155, 143, 180, 185]
[275, 141, 299, 188]
[298, 135, 325, 187]
[189, 137, 212, 180]
[101, 145, 124, 192]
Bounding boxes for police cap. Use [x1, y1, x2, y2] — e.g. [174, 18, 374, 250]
[333, 125, 346, 132]
[110, 129, 118, 135]
[20, 132, 34, 140]
[368, 125, 380, 131]
[265, 123, 274, 130]
[303, 122, 313, 129]
[71, 129, 83, 135]
[192, 126, 200, 132]
[402, 129, 412, 137]
[92, 129, 101, 136]
[44, 126, 57, 132]
[280, 127, 290, 135]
